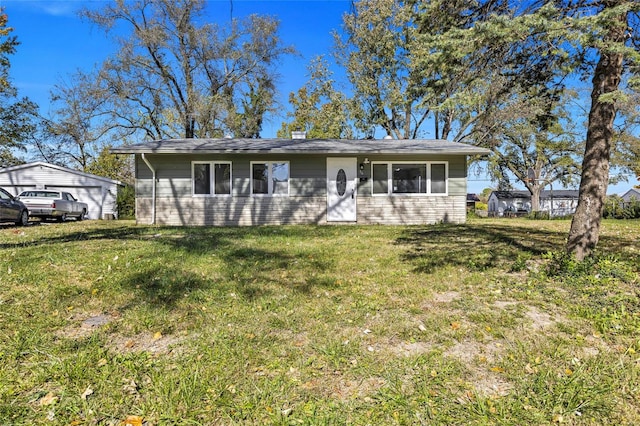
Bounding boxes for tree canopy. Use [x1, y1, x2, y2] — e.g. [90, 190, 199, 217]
[0, 10, 38, 167]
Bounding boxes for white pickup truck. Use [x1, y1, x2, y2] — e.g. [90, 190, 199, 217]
[17, 190, 88, 222]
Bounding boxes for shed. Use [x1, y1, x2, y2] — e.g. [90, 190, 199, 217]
[488, 189, 579, 217]
[0, 162, 123, 220]
[111, 137, 490, 226]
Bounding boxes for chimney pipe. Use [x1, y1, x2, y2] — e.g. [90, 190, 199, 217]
[291, 131, 307, 139]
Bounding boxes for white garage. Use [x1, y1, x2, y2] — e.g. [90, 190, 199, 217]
[0, 162, 123, 220]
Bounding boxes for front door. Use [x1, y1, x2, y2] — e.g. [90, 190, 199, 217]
[327, 157, 357, 222]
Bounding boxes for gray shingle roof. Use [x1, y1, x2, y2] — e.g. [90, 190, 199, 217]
[110, 138, 492, 156]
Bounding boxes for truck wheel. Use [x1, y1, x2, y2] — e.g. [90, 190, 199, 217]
[57, 213, 67, 222]
[78, 210, 86, 221]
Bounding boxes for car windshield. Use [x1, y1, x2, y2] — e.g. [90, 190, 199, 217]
[20, 191, 59, 198]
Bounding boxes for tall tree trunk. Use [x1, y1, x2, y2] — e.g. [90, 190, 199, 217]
[567, 4, 626, 260]
[531, 184, 541, 213]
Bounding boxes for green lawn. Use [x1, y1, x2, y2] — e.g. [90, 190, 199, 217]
[1, 218, 639, 425]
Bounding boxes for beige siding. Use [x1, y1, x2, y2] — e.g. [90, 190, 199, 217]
[357, 195, 466, 224]
[136, 196, 327, 226]
[134, 153, 469, 226]
[135, 194, 466, 226]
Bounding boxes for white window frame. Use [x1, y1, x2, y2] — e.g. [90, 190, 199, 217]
[250, 161, 290, 197]
[371, 161, 448, 196]
[191, 161, 232, 197]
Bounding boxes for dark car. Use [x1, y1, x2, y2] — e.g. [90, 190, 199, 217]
[0, 187, 29, 226]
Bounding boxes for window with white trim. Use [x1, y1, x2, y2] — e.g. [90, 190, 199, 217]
[192, 162, 232, 196]
[251, 161, 289, 196]
[372, 162, 448, 195]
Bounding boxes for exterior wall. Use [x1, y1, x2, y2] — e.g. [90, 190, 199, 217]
[0, 163, 120, 219]
[134, 153, 469, 226]
[488, 195, 532, 216]
[488, 192, 577, 217]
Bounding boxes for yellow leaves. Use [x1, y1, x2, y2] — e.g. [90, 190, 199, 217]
[450, 321, 461, 331]
[153, 331, 163, 340]
[490, 366, 505, 373]
[124, 415, 144, 426]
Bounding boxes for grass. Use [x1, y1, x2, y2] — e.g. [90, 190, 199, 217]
[0, 218, 639, 425]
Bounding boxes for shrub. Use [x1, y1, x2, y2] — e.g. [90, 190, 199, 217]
[116, 184, 135, 219]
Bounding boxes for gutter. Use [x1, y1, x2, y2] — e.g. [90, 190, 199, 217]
[141, 153, 156, 225]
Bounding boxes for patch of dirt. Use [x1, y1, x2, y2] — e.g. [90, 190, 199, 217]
[525, 306, 556, 330]
[432, 291, 461, 303]
[300, 375, 386, 401]
[56, 312, 119, 339]
[387, 341, 434, 357]
[493, 301, 518, 310]
[331, 376, 386, 401]
[493, 301, 563, 330]
[444, 339, 512, 398]
[56, 311, 185, 356]
[107, 333, 185, 356]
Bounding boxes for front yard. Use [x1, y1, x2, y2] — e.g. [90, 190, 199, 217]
[0, 218, 639, 424]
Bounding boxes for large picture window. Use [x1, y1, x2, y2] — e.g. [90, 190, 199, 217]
[192, 162, 231, 196]
[251, 161, 289, 196]
[372, 162, 448, 195]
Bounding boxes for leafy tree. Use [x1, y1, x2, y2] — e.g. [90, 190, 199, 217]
[408, 0, 639, 260]
[36, 71, 113, 170]
[85, 145, 134, 184]
[0, 10, 38, 167]
[483, 91, 582, 212]
[71, 0, 294, 141]
[563, 1, 639, 260]
[278, 56, 353, 139]
[333, 0, 427, 139]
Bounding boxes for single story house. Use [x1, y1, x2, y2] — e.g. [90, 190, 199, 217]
[488, 189, 579, 217]
[111, 137, 490, 226]
[621, 188, 640, 203]
[0, 162, 123, 220]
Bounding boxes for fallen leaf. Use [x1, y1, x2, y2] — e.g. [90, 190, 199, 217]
[418, 324, 427, 332]
[124, 415, 143, 426]
[122, 379, 138, 395]
[490, 366, 505, 373]
[81, 386, 94, 400]
[451, 322, 461, 330]
[39, 392, 58, 406]
[97, 358, 108, 368]
[153, 331, 163, 340]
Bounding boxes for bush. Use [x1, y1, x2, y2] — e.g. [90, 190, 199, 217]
[116, 184, 135, 219]
[603, 197, 640, 219]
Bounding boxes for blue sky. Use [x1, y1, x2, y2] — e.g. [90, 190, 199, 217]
[3, 0, 350, 128]
[2, 0, 637, 194]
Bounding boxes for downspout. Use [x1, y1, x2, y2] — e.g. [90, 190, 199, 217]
[141, 153, 156, 225]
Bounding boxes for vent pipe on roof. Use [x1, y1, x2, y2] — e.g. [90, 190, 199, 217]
[292, 131, 306, 139]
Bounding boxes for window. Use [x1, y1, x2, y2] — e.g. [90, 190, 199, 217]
[192, 162, 231, 196]
[371, 162, 448, 195]
[251, 161, 289, 196]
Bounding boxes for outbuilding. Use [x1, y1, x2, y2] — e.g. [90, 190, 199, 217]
[488, 189, 579, 217]
[112, 137, 490, 226]
[0, 162, 123, 220]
